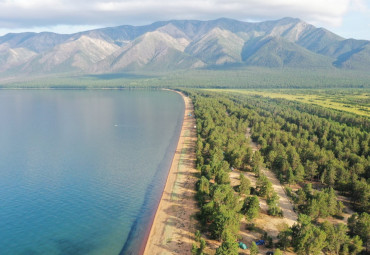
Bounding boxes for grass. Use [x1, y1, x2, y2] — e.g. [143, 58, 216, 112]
[205, 89, 370, 117]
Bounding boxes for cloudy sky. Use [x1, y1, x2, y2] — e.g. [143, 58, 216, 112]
[0, 0, 369, 39]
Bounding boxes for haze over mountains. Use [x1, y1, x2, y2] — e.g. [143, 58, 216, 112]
[1, 17, 370, 76]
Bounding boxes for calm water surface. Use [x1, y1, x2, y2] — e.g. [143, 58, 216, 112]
[0, 90, 184, 255]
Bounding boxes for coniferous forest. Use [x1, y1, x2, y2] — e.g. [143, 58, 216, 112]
[185, 89, 369, 255]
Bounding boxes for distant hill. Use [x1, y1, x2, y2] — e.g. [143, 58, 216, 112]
[1, 17, 370, 77]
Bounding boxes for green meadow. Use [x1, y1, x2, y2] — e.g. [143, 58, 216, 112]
[205, 89, 370, 117]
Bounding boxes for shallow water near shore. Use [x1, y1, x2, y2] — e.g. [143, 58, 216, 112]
[0, 89, 184, 255]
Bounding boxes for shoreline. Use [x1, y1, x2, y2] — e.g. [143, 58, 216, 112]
[120, 98, 184, 255]
[142, 90, 197, 255]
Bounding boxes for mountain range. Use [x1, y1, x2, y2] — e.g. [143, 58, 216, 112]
[1, 17, 370, 76]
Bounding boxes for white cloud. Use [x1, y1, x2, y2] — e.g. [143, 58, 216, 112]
[0, 0, 359, 32]
[350, 0, 367, 10]
[0, 24, 101, 36]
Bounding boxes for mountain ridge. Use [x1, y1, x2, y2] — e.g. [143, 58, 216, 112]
[0, 17, 369, 76]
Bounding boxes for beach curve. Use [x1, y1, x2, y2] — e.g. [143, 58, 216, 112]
[142, 90, 198, 255]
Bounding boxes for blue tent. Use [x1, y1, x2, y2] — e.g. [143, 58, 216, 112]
[255, 240, 265, 245]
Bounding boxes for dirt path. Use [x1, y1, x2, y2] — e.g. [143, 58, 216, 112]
[223, 128, 299, 254]
[246, 128, 298, 227]
[336, 194, 355, 222]
[246, 129, 356, 229]
[143, 91, 198, 255]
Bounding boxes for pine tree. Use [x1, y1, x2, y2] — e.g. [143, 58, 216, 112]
[215, 230, 239, 255]
[198, 176, 210, 195]
[267, 191, 282, 216]
[239, 174, 251, 195]
[294, 164, 305, 183]
[250, 242, 259, 255]
[286, 167, 295, 185]
[242, 195, 260, 221]
[252, 150, 263, 168]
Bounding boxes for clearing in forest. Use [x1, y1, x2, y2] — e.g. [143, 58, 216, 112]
[205, 89, 370, 117]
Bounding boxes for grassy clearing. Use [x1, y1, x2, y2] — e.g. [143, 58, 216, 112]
[205, 89, 370, 117]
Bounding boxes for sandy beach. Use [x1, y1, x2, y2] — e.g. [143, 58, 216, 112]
[143, 90, 198, 255]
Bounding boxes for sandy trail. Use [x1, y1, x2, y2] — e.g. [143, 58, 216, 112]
[226, 128, 299, 255]
[143, 91, 198, 255]
[245, 127, 298, 227]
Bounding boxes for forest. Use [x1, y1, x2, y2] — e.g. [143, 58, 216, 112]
[184, 89, 369, 255]
[1, 67, 370, 89]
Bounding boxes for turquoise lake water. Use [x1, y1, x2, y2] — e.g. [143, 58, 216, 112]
[0, 90, 184, 255]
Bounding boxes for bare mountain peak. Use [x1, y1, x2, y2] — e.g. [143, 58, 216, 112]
[156, 23, 190, 40]
[278, 17, 302, 23]
[0, 17, 369, 74]
[186, 27, 245, 64]
[0, 47, 37, 71]
[99, 29, 195, 72]
[135, 30, 190, 51]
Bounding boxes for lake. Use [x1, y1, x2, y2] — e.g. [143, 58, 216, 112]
[0, 89, 184, 255]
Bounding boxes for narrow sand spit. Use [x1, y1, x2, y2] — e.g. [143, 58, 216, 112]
[143, 91, 198, 255]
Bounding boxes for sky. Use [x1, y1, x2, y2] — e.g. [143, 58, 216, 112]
[0, 0, 369, 40]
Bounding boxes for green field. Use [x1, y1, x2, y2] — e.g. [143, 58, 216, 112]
[205, 89, 370, 117]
